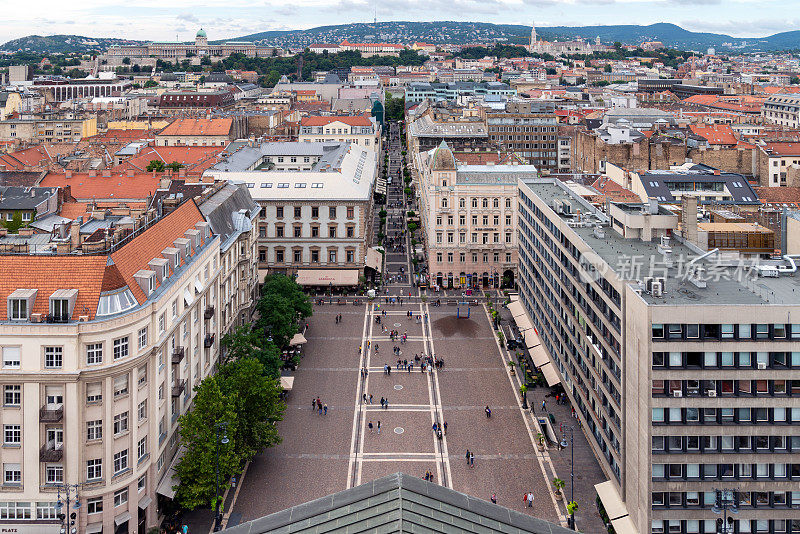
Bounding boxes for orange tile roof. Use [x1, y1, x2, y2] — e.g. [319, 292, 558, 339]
[752, 186, 800, 207]
[0, 255, 108, 320]
[763, 142, 800, 156]
[59, 202, 90, 220]
[41, 171, 161, 200]
[690, 124, 737, 145]
[110, 200, 205, 304]
[158, 117, 233, 137]
[113, 145, 225, 173]
[590, 177, 641, 202]
[301, 115, 372, 127]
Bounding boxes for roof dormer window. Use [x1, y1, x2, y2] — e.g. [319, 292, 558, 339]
[8, 289, 37, 321]
[49, 289, 78, 322]
[133, 270, 157, 297]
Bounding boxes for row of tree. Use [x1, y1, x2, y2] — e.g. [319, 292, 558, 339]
[174, 274, 312, 510]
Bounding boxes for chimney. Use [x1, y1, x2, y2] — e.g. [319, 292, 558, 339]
[127, 169, 135, 178]
[70, 218, 81, 249]
[681, 195, 699, 245]
[88, 170, 97, 177]
[713, 169, 720, 176]
[65, 170, 73, 179]
[102, 170, 111, 178]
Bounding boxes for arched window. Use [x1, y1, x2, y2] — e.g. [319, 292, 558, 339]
[441, 198, 448, 208]
[493, 198, 499, 208]
[482, 198, 488, 208]
[459, 198, 465, 208]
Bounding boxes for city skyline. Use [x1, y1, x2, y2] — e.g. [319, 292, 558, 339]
[0, 0, 798, 45]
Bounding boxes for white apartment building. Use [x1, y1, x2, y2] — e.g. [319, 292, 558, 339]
[416, 141, 537, 289]
[206, 142, 378, 287]
[762, 94, 800, 128]
[0, 190, 258, 534]
[298, 115, 381, 150]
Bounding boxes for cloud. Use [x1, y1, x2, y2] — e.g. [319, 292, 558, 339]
[680, 17, 800, 37]
[177, 12, 199, 23]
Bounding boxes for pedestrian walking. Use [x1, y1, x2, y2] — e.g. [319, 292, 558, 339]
[369, 394, 373, 404]
[465, 449, 471, 465]
[469, 452, 475, 468]
[377, 421, 381, 434]
[542, 400, 547, 412]
[323, 404, 328, 415]
[485, 406, 492, 418]
[443, 421, 447, 434]
[384, 399, 389, 409]
[368, 421, 374, 433]
[312, 398, 317, 411]
[318, 404, 323, 415]
[527, 492, 534, 507]
[491, 493, 497, 504]
[380, 397, 385, 408]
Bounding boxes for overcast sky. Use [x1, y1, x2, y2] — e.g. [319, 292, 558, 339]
[0, 0, 796, 44]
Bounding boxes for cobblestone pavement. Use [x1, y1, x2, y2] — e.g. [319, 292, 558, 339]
[225, 123, 607, 533]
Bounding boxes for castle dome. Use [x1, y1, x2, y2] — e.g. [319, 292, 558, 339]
[196, 28, 207, 38]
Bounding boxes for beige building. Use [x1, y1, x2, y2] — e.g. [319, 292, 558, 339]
[298, 115, 380, 150]
[0, 115, 97, 143]
[516, 177, 800, 534]
[761, 94, 800, 129]
[416, 141, 535, 289]
[206, 142, 379, 286]
[155, 117, 236, 148]
[0, 187, 258, 533]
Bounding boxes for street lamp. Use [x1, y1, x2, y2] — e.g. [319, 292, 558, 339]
[213, 423, 230, 532]
[55, 483, 84, 534]
[559, 426, 575, 530]
[711, 488, 738, 534]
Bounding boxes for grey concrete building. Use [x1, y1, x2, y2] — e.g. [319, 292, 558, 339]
[516, 178, 800, 534]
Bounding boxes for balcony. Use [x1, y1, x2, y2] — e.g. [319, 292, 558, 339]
[45, 314, 70, 324]
[204, 306, 215, 320]
[171, 379, 186, 397]
[40, 406, 63, 422]
[171, 346, 185, 365]
[40, 443, 63, 462]
[204, 334, 215, 348]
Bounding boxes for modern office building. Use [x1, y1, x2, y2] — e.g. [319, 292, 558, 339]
[516, 177, 800, 534]
[416, 141, 536, 289]
[0, 187, 258, 533]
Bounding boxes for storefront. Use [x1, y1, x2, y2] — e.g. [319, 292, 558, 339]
[295, 269, 360, 287]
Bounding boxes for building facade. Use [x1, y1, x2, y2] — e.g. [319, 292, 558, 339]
[417, 141, 533, 289]
[0, 191, 258, 534]
[486, 101, 559, 170]
[516, 178, 800, 534]
[761, 94, 800, 129]
[298, 115, 380, 150]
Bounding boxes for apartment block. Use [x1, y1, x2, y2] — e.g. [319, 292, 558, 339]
[486, 101, 559, 170]
[0, 190, 258, 533]
[517, 178, 800, 534]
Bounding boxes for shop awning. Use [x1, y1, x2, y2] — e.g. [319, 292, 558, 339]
[114, 511, 132, 526]
[280, 376, 294, 391]
[296, 269, 359, 286]
[523, 329, 539, 351]
[595, 480, 629, 521]
[539, 362, 561, 386]
[156, 447, 185, 499]
[611, 515, 638, 534]
[85, 523, 103, 534]
[507, 299, 525, 319]
[289, 333, 307, 346]
[365, 247, 383, 272]
[138, 495, 152, 510]
[530, 344, 550, 368]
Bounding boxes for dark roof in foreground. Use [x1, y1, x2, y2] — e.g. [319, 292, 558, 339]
[221, 472, 572, 534]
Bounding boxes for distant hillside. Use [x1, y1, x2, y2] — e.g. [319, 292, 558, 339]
[3, 22, 800, 55]
[233, 21, 800, 52]
[1, 34, 142, 54]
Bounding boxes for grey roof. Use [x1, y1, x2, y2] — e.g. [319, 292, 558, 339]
[641, 164, 760, 205]
[331, 98, 372, 112]
[210, 142, 346, 173]
[0, 186, 56, 211]
[221, 473, 572, 534]
[206, 73, 234, 84]
[199, 183, 259, 252]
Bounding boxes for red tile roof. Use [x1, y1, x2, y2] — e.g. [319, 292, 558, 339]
[110, 200, 205, 304]
[300, 115, 373, 127]
[689, 124, 738, 145]
[590, 177, 641, 203]
[762, 142, 800, 156]
[158, 117, 233, 137]
[113, 145, 225, 173]
[41, 171, 161, 200]
[753, 186, 800, 206]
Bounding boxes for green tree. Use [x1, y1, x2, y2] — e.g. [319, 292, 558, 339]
[791, 76, 800, 85]
[221, 326, 282, 378]
[122, 57, 131, 65]
[265, 70, 281, 87]
[254, 274, 312, 348]
[218, 357, 284, 458]
[384, 92, 405, 122]
[146, 160, 165, 172]
[66, 68, 87, 79]
[604, 64, 612, 72]
[174, 376, 242, 510]
[166, 161, 183, 172]
[143, 80, 159, 88]
[1, 211, 28, 234]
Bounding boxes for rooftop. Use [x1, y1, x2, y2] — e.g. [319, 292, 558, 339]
[220, 473, 572, 534]
[158, 117, 233, 137]
[520, 179, 800, 307]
